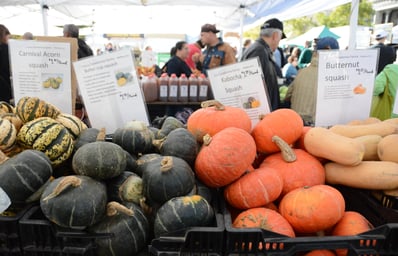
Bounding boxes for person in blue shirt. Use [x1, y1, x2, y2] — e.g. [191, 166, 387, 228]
[162, 41, 192, 77]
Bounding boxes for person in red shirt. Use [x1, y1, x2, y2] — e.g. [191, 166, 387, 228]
[186, 40, 204, 71]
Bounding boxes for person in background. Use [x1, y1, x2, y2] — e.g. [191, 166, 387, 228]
[63, 24, 93, 59]
[22, 32, 33, 40]
[241, 18, 286, 111]
[274, 46, 287, 78]
[186, 40, 204, 71]
[0, 24, 12, 104]
[297, 40, 313, 69]
[370, 64, 398, 120]
[199, 23, 236, 75]
[372, 30, 396, 74]
[241, 38, 252, 57]
[282, 56, 298, 84]
[285, 37, 339, 126]
[161, 41, 192, 77]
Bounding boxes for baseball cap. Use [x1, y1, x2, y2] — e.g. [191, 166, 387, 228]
[375, 30, 388, 40]
[316, 37, 340, 50]
[261, 18, 286, 39]
[201, 24, 220, 33]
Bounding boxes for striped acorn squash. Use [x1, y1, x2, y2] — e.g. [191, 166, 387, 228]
[15, 96, 61, 123]
[55, 113, 88, 139]
[0, 101, 15, 114]
[17, 117, 74, 166]
[0, 118, 17, 152]
[0, 113, 23, 132]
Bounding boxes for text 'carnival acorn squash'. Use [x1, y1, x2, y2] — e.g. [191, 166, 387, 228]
[194, 127, 256, 188]
[15, 96, 60, 123]
[187, 100, 252, 143]
[17, 117, 74, 166]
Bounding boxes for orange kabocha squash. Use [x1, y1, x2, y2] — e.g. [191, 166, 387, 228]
[187, 100, 251, 143]
[194, 127, 256, 188]
[251, 108, 303, 154]
[279, 185, 345, 234]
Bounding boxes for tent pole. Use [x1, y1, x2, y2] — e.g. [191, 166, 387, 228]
[238, 5, 245, 60]
[41, 3, 49, 36]
[348, 0, 359, 49]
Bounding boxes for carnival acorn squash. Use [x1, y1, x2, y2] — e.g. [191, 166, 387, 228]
[15, 96, 60, 123]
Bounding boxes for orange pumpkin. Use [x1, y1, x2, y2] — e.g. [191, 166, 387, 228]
[260, 136, 325, 197]
[251, 108, 303, 154]
[279, 185, 345, 234]
[194, 127, 256, 188]
[224, 166, 283, 209]
[187, 100, 251, 143]
[233, 207, 295, 237]
[304, 250, 336, 256]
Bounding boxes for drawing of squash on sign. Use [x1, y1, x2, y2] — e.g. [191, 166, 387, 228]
[353, 84, 366, 94]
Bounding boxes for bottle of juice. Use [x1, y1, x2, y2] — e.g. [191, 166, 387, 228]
[188, 74, 199, 102]
[168, 73, 179, 102]
[198, 74, 210, 102]
[178, 73, 189, 102]
[158, 73, 169, 102]
[142, 74, 158, 102]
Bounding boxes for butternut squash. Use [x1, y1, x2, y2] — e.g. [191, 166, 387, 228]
[353, 134, 382, 161]
[346, 117, 381, 125]
[304, 127, 364, 166]
[383, 117, 398, 125]
[325, 161, 398, 190]
[377, 134, 398, 163]
[329, 122, 398, 138]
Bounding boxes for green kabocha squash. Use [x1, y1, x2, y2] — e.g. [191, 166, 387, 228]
[0, 118, 17, 152]
[55, 113, 88, 139]
[107, 171, 143, 204]
[0, 149, 52, 202]
[112, 126, 154, 155]
[153, 195, 214, 238]
[40, 175, 107, 229]
[135, 153, 162, 177]
[73, 127, 102, 151]
[17, 117, 74, 166]
[72, 141, 126, 180]
[156, 116, 184, 139]
[153, 127, 198, 167]
[15, 96, 60, 123]
[89, 201, 149, 256]
[142, 156, 195, 205]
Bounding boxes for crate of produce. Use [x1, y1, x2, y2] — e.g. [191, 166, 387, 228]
[223, 185, 398, 256]
[18, 205, 111, 256]
[148, 189, 225, 255]
[0, 203, 33, 256]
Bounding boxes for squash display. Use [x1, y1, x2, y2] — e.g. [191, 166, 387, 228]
[153, 195, 214, 238]
[40, 175, 107, 229]
[17, 117, 74, 166]
[187, 100, 252, 143]
[89, 201, 149, 256]
[72, 141, 127, 180]
[112, 126, 154, 155]
[0, 149, 52, 202]
[142, 156, 195, 205]
[195, 127, 256, 188]
[15, 96, 60, 123]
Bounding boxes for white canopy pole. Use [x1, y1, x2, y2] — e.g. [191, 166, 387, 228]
[348, 0, 359, 49]
[41, 2, 49, 36]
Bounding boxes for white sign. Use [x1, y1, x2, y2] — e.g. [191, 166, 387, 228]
[207, 58, 270, 129]
[316, 49, 378, 127]
[73, 48, 149, 133]
[9, 40, 72, 113]
[141, 50, 157, 67]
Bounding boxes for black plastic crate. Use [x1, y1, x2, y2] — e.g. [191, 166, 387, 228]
[18, 205, 111, 256]
[223, 185, 398, 256]
[0, 203, 33, 256]
[148, 190, 225, 255]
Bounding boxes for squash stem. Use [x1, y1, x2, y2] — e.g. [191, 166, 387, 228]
[272, 135, 296, 162]
[96, 127, 106, 141]
[160, 156, 173, 172]
[107, 201, 134, 217]
[200, 100, 225, 110]
[0, 150, 9, 164]
[202, 134, 212, 146]
[42, 176, 82, 201]
[152, 138, 166, 151]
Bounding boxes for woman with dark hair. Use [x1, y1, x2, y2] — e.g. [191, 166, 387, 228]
[162, 41, 192, 77]
[0, 24, 12, 103]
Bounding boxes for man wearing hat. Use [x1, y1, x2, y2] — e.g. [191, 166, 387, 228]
[372, 30, 396, 74]
[199, 24, 237, 75]
[241, 18, 286, 111]
[285, 36, 340, 126]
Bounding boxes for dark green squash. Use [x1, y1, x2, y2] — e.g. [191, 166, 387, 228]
[89, 201, 149, 256]
[156, 116, 184, 139]
[153, 127, 198, 167]
[153, 195, 214, 238]
[142, 156, 195, 205]
[112, 126, 154, 155]
[73, 127, 101, 151]
[40, 175, 107, 229]
[0, 149, 52, 202]
[135, 153, 162, 177]
[72, 141, 126, 180]
[17, 117, 74, 166]
[107, 171, 143, 204]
